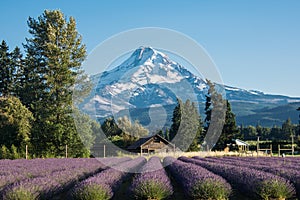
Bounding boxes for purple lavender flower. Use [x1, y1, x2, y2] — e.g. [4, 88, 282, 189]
[1, 158, 109, 199]
[196, 156, 300, 199]
[130, 156, 173, 200]
[181, 156, 296, 200]
[165, 156, 231, 200]
[71, 157, 146, 200]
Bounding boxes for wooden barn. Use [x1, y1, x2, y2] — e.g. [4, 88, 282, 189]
[127, 134, 175, 154]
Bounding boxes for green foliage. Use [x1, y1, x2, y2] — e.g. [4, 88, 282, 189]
[188, 120, 203, 152]
[0, 40, 19, 97]
[101, 117, 122, 137]
[99, 116, 150, 148]
[241, 121, 298, 141]
[203, 80, 227, 150]
[109, 135, 126, 148]
[4, 188, 36, 200]
[11, 144, 20, 159]
[170, 99, 202, 151]
[72, 108, 96, 152]
[203, 81, 241, 151]
[117, 116, 149, 138]
[0, 96, 33, 149]
[282, 118, 295, 139]
[133, 180, 173, 200]
[257, 179, 295, 200]
[169, 99, 182, 141]
[240, 125, 257, 139]
[191, 179, 231, 200]
[71, 185, 111, 200]
[214, 100, 241, 150]
[0, 145, 11, 159]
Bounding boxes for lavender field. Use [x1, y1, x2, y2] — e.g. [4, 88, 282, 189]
[0, 157, 299, 200]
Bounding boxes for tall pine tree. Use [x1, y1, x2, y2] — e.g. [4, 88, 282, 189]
[203, 80, 241, 151]
[0, 40, 16, 97]
[169, 98, 183, 141]
[203, 80, 226, 150]
[21, 10, 90, 157]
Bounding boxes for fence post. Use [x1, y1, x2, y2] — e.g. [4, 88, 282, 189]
[292, 135, 295, 156]
[278, 144, 280, 157]
[26, 145, 28, 160]
[103, 145, 106, 158]
[256, 136, 260, 157]
[65, 145, 68, 158]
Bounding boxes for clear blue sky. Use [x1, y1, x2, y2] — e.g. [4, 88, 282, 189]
[1, 0, 300, 97]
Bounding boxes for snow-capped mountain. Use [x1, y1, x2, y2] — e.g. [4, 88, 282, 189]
[82, 47, 300, 127]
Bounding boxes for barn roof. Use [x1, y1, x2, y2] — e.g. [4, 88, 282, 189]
[127, 134, 173, 150]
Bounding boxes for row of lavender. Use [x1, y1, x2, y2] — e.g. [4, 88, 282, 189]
[0, 157, 131, 199]
[198, 156, 300, 199]
[70, 157, 146, 199]
[180, 156, 297, 200]
[130, 157, 173, 199]
[2, 156, 300, 200]
[164, 157, 232, 200]
[1, 157, 233, 200]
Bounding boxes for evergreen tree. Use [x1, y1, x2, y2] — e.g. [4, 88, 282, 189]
[165, 128, 170, 141]
[0, 41, 15, 97]
[282, 118, 295, 140]
[204, 81, 213, 132]
[297, 107, 300, 136]
[21, 10, 88, 157]
[213, 100, 241, 150]
[157, 129, 164, 137]
[169, 99, 182, 141]
[11, 47, 25, 98]
[270, 125, 282, 140]
[169, 99, 201, 151]
[188, 117, 203, 151]
[241, 125, 257, 140]
[203, 80, 226, 150]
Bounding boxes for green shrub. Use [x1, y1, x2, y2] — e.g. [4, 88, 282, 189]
[258, 179, 295, 200]
[71, 184, 111, 200]
[133, 180, 172, 200]
[4, 189, 36, 200]
[0, 145, 11, 159]
[11, 144, 20, 159]
[191, 179, 231, 200]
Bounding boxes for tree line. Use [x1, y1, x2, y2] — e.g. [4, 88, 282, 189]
[241, 118, 300, 141]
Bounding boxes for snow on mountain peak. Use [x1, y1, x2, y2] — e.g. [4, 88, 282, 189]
[118, 46, 176, 69]
[89, 46, 209, 117]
